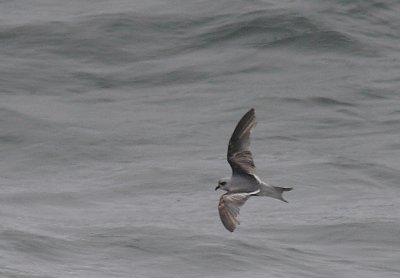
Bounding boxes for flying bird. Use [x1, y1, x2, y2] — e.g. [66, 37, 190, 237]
[215, 108, 292, 232]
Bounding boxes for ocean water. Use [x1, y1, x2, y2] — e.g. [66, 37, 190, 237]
[1, 0, 400, 277]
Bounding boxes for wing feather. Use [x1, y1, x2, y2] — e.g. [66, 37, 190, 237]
[218, 192, 251, 232]
[227, 108, 257, 176]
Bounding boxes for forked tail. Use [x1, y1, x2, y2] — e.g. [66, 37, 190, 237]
[258, 183, 293, 202]
[274, 186, 293, 202]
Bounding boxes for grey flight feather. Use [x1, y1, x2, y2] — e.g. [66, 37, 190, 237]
[227, 108, 257, 177]
[218, 192, 252, 232]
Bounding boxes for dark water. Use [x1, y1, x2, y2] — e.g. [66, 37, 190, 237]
[1, 0, 400, 277]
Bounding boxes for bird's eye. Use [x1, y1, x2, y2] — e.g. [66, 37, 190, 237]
[220, 181, 226, 186]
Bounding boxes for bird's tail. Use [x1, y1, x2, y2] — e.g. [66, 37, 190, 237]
[258, 183, 293, 203]
[273, 186, 293, 203]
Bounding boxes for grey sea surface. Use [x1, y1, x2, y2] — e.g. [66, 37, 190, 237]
[1, 0, 400, 277]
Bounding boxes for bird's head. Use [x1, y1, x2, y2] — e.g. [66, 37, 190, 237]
[215, 177, 231, 191]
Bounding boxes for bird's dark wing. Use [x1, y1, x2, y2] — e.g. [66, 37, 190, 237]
[218, 192, 251, 232]
[227, 108, 257, 176]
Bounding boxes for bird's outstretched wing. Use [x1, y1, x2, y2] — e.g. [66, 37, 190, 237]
[227, 108, 257, 176]
[218, 192, 252, 232]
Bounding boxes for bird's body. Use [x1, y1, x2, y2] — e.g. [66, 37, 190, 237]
[215, 108, 292, 232]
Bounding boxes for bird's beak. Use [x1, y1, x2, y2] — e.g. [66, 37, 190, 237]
[215, 185, 220, 191]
